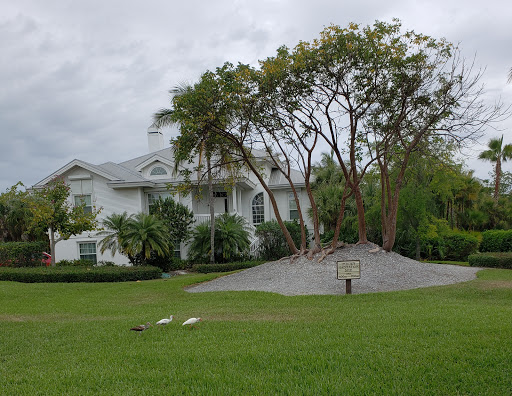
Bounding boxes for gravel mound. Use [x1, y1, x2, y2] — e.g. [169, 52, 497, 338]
[185, 243, 481, 296]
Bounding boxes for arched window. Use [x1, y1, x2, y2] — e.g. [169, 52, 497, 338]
[150, 166, 168, 176]
[252, 192, 264, 225]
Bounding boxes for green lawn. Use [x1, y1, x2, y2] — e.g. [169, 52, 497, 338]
[1, 269, 511, 395]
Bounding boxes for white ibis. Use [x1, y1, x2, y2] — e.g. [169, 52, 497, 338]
[130, 322, 152, 334]
[156, 315, 174, 325]
[182, 317, 202, 329]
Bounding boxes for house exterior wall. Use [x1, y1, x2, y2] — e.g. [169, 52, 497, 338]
[56, 170, 146, 266]
[49, 152, 314, 265]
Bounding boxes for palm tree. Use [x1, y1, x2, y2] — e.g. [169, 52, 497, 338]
[478, 135, 512, 200]
[188, 213, 249, 263]
[153, 79, 237, 264]
[508, 67, 512, 83]
[153, 83, 219, 264]
[122, 213, 170, 265]
[97, 212, 132, 257]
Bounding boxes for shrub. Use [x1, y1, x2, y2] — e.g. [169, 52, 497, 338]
[145, 252, 187, 272]
[56, 259, 95, 267]
[255, 220, 309, 261]
[192, 261, 264, 273]
[0, 265, 162, 283]
[442, 233, 479, 261]
[479, 230, 512, 252]
[0, 241, 48, 267]
[468, 252, 512, 269]
[188, 213, 250, 263]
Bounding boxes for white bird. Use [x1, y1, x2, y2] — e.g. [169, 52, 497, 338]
[156, 315, 174, 325]
[182, 317, 202, 329]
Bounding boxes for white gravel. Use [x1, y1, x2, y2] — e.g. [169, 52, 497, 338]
[185, 243, 482, 296]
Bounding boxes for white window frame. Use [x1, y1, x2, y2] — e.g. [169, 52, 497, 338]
[252, 192, 265, 225]
[74, 195, 92, 214]
[288, 191, 299, 221]
[70, 179, 93, 214]
[147, 192, 173, 211]
[78, 242, 97, 264]
[149, 165, 168, 176]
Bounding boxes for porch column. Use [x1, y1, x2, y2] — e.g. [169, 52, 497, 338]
[231, 186, 237, 213]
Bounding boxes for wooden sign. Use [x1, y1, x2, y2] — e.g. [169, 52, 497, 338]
[337, 260, 361, 280]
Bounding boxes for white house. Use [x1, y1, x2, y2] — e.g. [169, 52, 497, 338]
[32, 127, 312, 264]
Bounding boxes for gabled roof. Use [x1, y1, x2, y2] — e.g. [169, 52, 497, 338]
[33, 159, 121, 187]
[134, 154, 174, 172]
[34, 145, 305, 191]
[118, 147, 176, 170]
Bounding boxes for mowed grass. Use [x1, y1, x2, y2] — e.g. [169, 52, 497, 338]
[1, 269, 511, 395]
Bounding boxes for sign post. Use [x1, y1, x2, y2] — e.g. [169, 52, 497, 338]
[337, 260, 360, 295]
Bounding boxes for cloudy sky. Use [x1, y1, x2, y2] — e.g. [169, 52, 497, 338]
[1, 0, 511, 192]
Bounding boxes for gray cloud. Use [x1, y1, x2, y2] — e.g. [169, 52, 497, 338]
[1, 0, 511, 192]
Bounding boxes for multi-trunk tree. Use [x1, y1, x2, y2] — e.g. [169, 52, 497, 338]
[154, 19, 507, 258]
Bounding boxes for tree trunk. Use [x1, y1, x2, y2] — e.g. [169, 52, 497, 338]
[354, 185, 368, 244]
[330, 183, 351, 250]
[494, 157, 501, 201]
[49, 226, 57, 267]
[305, 181, 322, 255]
[207, 156, 215, 264]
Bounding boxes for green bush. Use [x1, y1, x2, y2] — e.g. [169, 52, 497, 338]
[0, 241, 48, 267]
[192, 261, 264, 273]
[0, 265, 162, 283]
[479, 230, 512, 252]
[146, 252, 187, 272]
[188, 213, 250, 263]
[442, 233, 479, 261]
[468, 252, 512, 269]
[255, 220, 309, 261]
[56, 259, 95, 267]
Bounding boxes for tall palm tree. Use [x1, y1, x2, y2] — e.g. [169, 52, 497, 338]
[122, 213, 170, 265]
[97, 212, 132, 257]
[153, 80, 235, 264]
[478, 135, 512, 200]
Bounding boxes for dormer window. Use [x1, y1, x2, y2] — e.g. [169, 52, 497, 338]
[150, 166, 168, 176]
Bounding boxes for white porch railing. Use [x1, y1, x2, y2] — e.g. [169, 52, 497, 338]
[193, 213, 261, 256]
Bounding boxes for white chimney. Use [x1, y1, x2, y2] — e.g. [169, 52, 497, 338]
[147, 126, 164, 152]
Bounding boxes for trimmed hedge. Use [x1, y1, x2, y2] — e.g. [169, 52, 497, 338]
[468, 252, 512, 269]
[479, 230, 512, 253]
[0, 241, 48, 267]
[0, 265, 162, 283]
[192, 261, 264, 274]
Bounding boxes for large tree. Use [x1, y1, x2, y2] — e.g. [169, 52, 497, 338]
[360, 23, 506, 252]
[478, 135, 512, 200]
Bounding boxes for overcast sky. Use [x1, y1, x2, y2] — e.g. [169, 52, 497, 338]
[1, 0, 511, 193]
